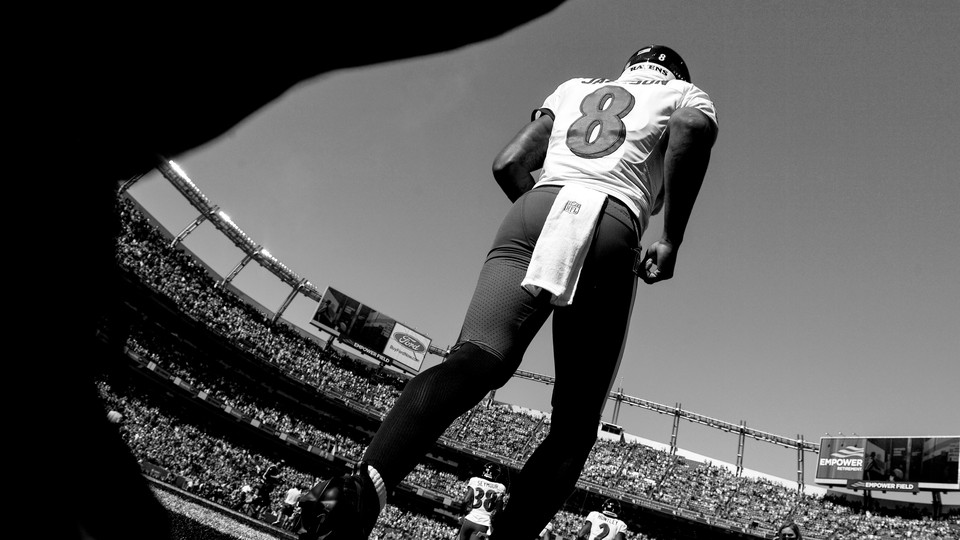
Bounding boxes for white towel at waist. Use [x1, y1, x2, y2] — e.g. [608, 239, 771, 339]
[521, 185, 607, 306]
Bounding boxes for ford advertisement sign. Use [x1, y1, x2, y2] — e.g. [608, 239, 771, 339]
[311, 286, 431, 373]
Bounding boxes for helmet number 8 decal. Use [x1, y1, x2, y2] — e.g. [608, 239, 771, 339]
[565, 85, 635, 159]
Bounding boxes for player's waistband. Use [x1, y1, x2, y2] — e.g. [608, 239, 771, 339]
[532, 184, 641, 239]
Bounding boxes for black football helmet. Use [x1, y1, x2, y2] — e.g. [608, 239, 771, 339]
[601, 498, 621, 517]
[482, 462, 502, 481]
[624, 45, 690, 83]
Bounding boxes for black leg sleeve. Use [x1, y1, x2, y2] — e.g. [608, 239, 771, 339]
[362, 343, 508, 489]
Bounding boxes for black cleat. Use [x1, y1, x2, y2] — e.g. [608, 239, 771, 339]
[296, 464, 380, 540]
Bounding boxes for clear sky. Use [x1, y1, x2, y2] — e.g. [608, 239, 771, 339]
[126, 1, 959, 505]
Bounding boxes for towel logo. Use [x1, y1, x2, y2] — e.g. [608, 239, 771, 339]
[563, 201, 581, 214]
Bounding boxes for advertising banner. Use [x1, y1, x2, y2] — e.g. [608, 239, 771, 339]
[816, 436, 959, 490]
[384, 322, 429, 372]
[845, 479, 919, 492]
[311, 287, 431, 373]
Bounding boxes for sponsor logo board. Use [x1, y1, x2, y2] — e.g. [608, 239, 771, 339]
[385, 322, 431, 372]
[311, 286, 432, 373]
[816, 436, 960, 490]
[846, 480, 918, 492]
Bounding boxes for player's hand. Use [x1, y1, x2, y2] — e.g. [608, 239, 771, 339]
[640, 240, 677, 284]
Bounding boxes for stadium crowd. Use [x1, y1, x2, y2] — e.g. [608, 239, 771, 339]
[100, 379, 462, 539]
[108, 195, 959, 539]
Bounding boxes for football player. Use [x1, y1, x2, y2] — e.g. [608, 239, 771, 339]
[458, 462, 508, 540]
[297, 44, 717, 540]
[576, 499, 628, 540]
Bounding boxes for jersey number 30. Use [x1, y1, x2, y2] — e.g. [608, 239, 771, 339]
[566, 86, 635, 159]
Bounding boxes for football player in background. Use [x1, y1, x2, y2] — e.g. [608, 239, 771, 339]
[459, 462, 508, 540]
[576, 499, 628, 540]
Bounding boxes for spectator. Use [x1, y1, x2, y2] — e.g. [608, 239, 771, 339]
[274, 484, 303, 529]
[776, 521, 802, 539]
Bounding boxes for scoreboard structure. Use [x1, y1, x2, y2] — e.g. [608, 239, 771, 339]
[310, 286, 431, 374]
[815, 436, 960, 492]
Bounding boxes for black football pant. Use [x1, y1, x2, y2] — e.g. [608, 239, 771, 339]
[363, 186, 640, 540]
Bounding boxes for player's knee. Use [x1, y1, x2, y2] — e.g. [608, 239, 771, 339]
[447, 341, 516, 389]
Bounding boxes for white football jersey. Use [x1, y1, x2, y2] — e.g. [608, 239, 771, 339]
[535, 68, 718, 232]
[585, 510, 628, 540]
[463, 476, 507, 527]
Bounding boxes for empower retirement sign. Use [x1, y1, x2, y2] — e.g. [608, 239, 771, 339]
[816, 436, 959, 491]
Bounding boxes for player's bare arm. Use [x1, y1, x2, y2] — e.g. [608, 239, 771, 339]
[575, 520, 592, 540]
[461, 485, 474, 515]
[492, 115, 553, 203]
[641, 106, 717, 284]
